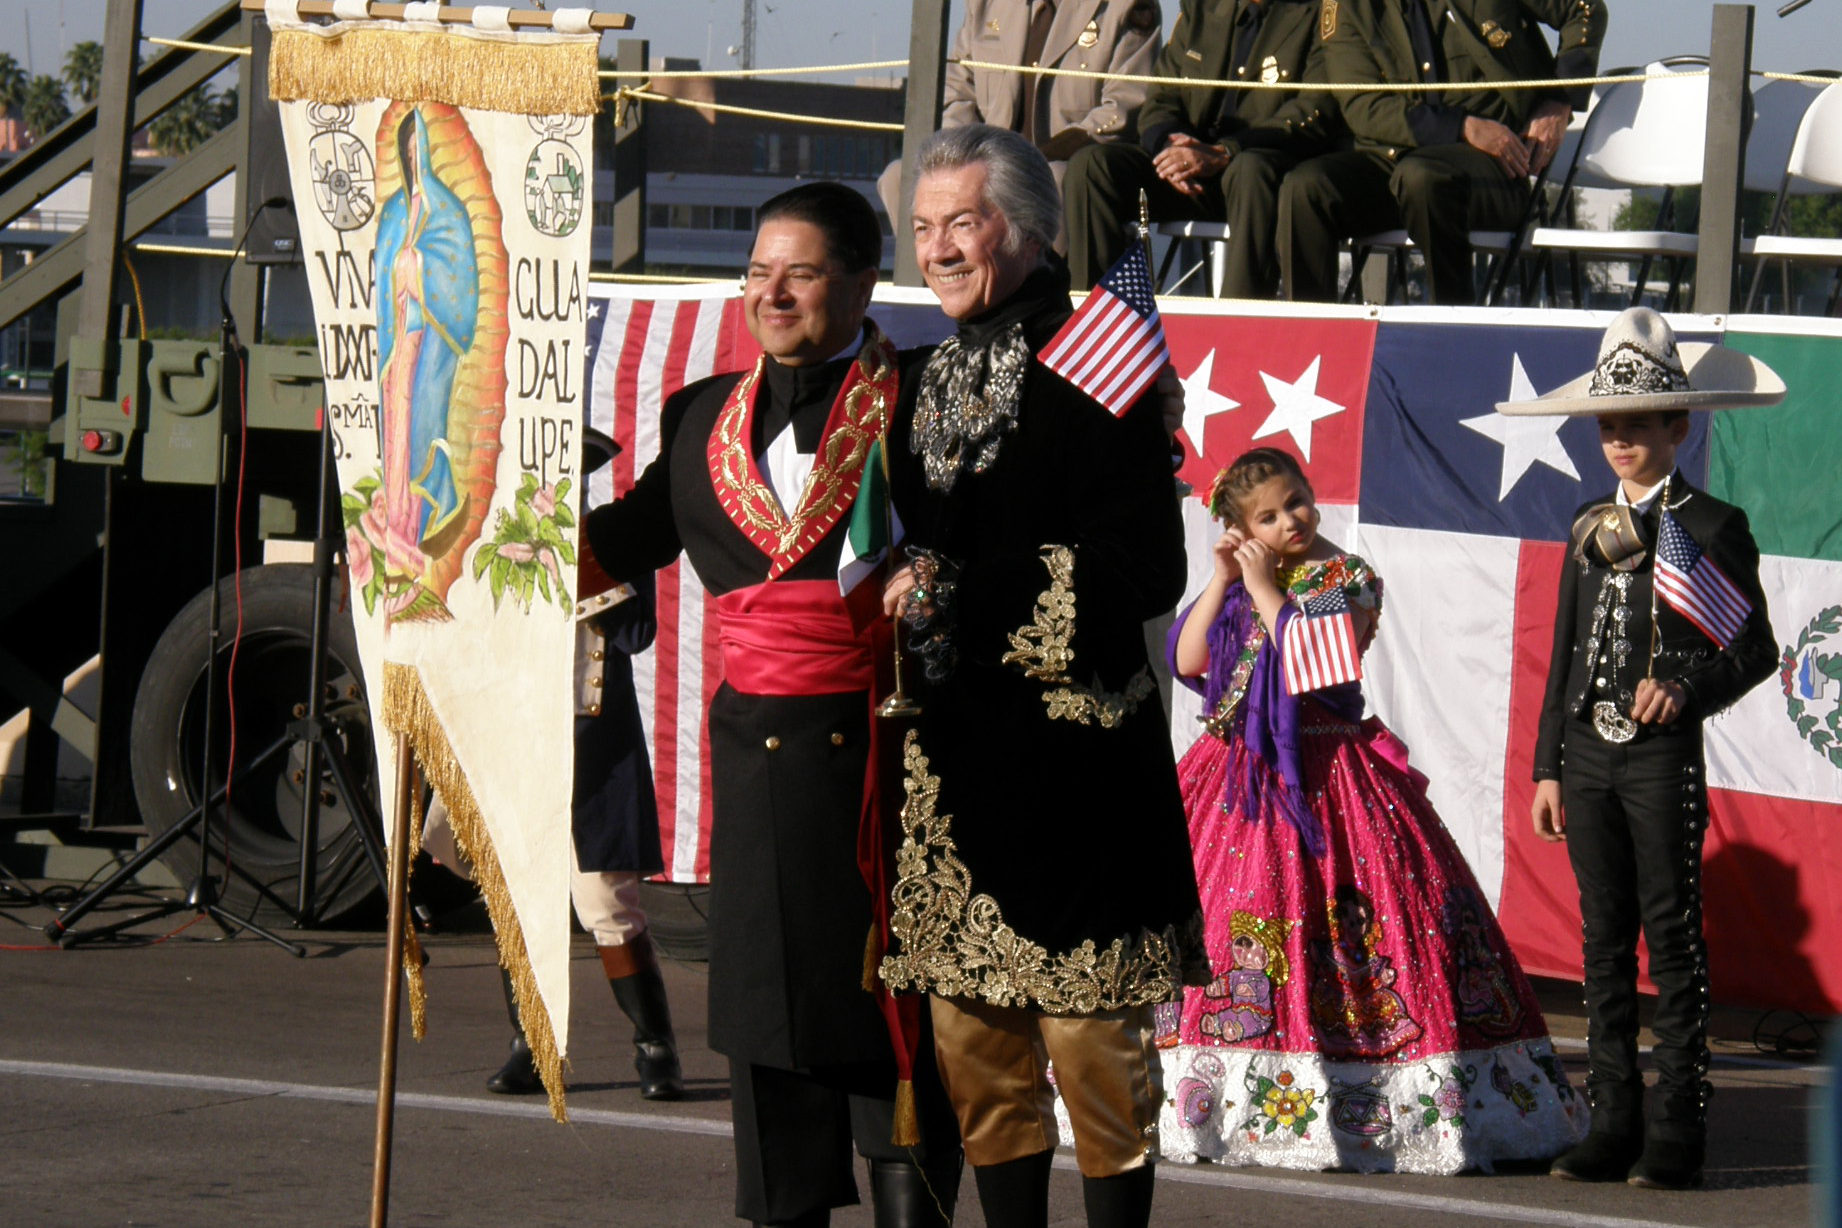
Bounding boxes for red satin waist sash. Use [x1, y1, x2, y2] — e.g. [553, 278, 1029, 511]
[715, 580, 874, 696]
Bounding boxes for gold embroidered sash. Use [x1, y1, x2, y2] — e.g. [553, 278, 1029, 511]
[708, 325, 897, 579]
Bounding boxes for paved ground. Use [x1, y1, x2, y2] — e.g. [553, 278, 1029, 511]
[0, 874, 1827, 1228]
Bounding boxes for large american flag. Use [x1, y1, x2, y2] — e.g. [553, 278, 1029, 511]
[1039, 241, 1170, 417]
[585, 289, 751, 883]
[1655, 508, 1753, 647]
[1280, 584, 1363, 696]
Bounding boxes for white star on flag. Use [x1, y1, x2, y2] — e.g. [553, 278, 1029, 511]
[1178, 349, 1241, 458]
[1252, 356, 1345, 462]
[587, 300, 602, 320]
[1460, 353, 1580, 501]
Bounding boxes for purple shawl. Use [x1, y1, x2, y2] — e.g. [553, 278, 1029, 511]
[1168, 581, 1361, 859]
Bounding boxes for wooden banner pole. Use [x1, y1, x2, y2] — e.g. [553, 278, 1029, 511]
[238, 1, 634, 31]
[369, 731, 417, 1228]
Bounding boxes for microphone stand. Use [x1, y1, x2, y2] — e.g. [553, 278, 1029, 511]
[182, 197, 308, 952]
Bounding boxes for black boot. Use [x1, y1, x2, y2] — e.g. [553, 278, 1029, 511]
[750, 1214, 829, 1228]
[1081, 1166, 1155, 1228]
[603, 933, 684, 1101]
[1628, 1120, 1705, 1190]
[971, 1151, 1052, 1228]
[869, 1154, 963, 1227]
[1551, 1085, 1643, 1182]
[485, 968, 543, 1095]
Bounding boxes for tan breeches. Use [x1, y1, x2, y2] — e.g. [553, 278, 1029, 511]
[927, 994, 1162, 1178]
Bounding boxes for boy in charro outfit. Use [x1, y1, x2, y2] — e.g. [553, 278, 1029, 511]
[1499, 308, 1784, 1190]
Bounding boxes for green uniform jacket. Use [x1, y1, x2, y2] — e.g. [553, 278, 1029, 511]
[1137, 0, 1342, 157]
[1319, 0, 1605, 156]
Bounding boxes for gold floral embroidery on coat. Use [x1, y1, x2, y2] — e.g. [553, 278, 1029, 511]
[1001, 545, 1076, 681]
[1001, 544, 1154, 728]
[708, 326, 895, 579]
[878, 730, 1197, 1013]
[1044, 668, 1157, 728]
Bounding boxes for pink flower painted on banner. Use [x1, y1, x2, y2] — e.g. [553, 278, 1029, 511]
[538, 546, 560, 587]
[1434, 1084, 1467, 1119]
[361, 490, 388, 546]
[499, 541, 536, 564]
[347, 526, 375, 589]
[530, 483, 558, 519]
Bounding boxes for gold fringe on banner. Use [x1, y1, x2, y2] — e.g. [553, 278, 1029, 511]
[403, 785, 428, 1042]
[270, 25, 600, 116]
[382, 662, 569, 1123]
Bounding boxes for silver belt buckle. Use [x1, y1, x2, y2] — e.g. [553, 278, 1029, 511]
[1592, 700, 1637, 744]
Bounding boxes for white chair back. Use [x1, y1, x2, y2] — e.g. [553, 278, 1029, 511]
[1580, 62, 1709, 188]
[1746, 75, 1834, 194]
[1786, 79, 1842, 189]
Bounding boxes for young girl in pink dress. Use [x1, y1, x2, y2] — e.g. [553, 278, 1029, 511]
[1158, 448, 1584, 1173]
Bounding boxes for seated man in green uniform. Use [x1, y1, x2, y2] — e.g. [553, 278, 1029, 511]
[1064, 0, 1341, 298]
[1279, 0, 1605, 305]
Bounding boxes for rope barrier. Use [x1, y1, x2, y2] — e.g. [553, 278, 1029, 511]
[612, 86, 904, 132]
[1757, 70, 1842, 86]
[147, 36, 252, 57]
[600, 61, 907, 80]
[587, 271, 732, 284]
[955, 58, 1703, 92]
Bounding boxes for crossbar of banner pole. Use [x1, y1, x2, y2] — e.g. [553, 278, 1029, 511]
[238, 1, 634, 30]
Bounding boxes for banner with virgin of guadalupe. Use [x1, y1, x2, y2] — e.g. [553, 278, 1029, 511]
[266, 1, 602, 1120]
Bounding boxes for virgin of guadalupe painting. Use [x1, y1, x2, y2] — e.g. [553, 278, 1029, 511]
[377, 106, 479, 602]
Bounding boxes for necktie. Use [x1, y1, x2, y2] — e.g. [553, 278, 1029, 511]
[1020, 0, 1058, 144]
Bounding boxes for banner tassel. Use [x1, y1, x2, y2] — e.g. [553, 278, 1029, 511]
[383, 662, 569, 1123]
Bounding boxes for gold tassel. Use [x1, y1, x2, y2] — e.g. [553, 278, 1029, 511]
[862, 924, 881, 994]
[402, 785, 428, 1041]
[382, 662, 569, 1123]
[270, 26, 601, 116]
[891, 1079, 920, 1148]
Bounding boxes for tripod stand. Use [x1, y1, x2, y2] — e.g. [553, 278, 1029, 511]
[44, 203, 390, 950]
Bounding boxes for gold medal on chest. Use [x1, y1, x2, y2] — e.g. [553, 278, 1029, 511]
[1260, 54, 1280, 84]
[1319, 0, 1338, 39]
[1481, 19, 1512, 48]
[1078, 20, 1100, 47]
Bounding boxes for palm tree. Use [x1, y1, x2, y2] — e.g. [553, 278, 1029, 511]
[21, 74, 70, 140]
[63, 41, 105, 106]
[148, 84, 220, 157]
[0, 52, 29, 119]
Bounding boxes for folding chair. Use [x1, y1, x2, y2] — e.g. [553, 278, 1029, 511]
[1153, 219, 1231, 296]
[1527, 59, 1709, 309]
[1744, 77, 1842, 315]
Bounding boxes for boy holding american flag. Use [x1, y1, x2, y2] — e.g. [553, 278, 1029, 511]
[1502, 307, 1785, 1191]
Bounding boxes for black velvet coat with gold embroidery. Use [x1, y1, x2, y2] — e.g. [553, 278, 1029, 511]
[879, 267, 1208, 1014]
[586, 352, 895, 1071]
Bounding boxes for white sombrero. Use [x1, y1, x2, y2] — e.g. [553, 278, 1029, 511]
[1495, 307, 1786, 416]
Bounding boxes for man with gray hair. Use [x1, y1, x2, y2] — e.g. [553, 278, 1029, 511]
[879, 124, 1207, 1228]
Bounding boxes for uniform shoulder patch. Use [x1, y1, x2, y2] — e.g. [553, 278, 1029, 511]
[1126, 0, 1161, 31]
[1319, 0, 1338, 39]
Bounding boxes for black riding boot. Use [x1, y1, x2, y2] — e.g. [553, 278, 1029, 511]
[1081, 1165, 1155, 1228]
[1552, 1082, 1644, 1182]
[869, 1153, 963, 1227]
[485, 967, 543, 1095]
[971, 1151, 1052, 1228]
[603, 931, 684, 1101]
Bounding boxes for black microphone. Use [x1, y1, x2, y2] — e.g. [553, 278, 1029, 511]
[219, 195, 294, 342]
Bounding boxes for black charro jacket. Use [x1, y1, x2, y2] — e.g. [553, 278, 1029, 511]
[1534, 475, 1776, 781]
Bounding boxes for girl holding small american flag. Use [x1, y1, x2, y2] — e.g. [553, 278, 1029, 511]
[1153, 447, 1584, 1174]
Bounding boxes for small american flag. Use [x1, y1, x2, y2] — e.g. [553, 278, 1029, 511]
[1655, 510, 1752, 647]
[1282, 585, 1363, 696]
[1039, 241, 1170, 417]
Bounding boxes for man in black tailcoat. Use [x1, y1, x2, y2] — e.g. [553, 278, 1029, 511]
[585, 183, 960, 1228]
[880, 124, 1207, 1228]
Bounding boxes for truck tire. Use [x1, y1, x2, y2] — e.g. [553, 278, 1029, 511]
[129, 563, 381, 925]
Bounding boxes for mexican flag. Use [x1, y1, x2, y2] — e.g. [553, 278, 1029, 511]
[839, 437, 900, 626]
